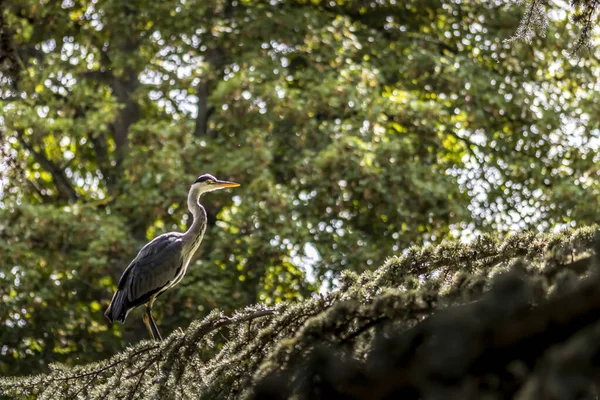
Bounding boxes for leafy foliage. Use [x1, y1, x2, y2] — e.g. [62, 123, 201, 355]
[1, 226, 598, 398]
[1, 0, 600, 376]
[0, 204, 133, 375]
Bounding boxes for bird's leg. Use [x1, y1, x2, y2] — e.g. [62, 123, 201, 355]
[144, 300, 162, 378]
[146, 299, 163, 341]
[142, 311, 156, 341]
[149, 312, 163, 341]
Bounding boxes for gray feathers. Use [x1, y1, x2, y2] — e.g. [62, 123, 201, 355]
[105, 233, 185, 323]
[104, 290, 128, 323]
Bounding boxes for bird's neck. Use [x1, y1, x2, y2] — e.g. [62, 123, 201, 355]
[185, 189, 207, 241]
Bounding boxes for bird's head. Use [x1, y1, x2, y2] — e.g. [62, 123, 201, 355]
[191, 173, 240, 195]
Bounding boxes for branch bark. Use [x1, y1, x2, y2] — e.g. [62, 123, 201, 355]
[194, 79, 214, 137]
[110, 70, 140, 168]
[89, 130, 116, 195]
[193, 47, 226, 139]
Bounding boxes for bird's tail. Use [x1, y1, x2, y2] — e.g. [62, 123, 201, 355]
[104, 290, 129, 323]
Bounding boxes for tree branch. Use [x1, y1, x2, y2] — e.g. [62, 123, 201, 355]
[80, 70, 113, 83]
[194, 79, 214, 137]
[193, 47, 226, 139]
[24, 177, 52, 203]
[109, 72, 140, 168]
[15, 130, 78, 203]
[345, 258, 600, 398]
[88, 130, 116, 195]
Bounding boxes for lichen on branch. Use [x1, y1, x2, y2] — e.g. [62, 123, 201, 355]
[1, 226, 599, 399]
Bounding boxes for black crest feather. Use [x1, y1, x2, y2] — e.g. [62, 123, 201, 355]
[194, 174, 216, 184]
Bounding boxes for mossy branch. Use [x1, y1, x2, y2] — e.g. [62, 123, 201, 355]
[1, 226, 599, 399]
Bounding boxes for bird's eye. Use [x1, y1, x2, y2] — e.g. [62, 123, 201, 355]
[206, 179, 214, 184]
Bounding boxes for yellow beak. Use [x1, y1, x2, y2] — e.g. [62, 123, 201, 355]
[214, 180, 240, 188]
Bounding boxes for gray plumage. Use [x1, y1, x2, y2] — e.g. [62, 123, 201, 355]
[104, 232, 186, 323]
[104, 173, 240, 340]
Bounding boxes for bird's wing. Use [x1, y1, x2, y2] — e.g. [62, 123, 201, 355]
[117, 232, 184, 308]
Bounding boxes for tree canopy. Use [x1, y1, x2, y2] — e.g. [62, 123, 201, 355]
[1, 0, 600, 378]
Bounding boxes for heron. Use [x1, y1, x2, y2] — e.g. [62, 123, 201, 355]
[104, 173, 240, 340]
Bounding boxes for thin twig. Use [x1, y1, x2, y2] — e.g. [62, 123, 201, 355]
[50, 345, 160, 383]
[194, 309, 277, 341]
[124, 355, 162, 380]
[127, 366, 148, 400]
[68, 371, 100, 400]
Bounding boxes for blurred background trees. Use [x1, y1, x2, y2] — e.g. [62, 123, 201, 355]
[0, 0, 599, 375]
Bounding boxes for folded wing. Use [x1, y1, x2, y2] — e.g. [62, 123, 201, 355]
[105, 233, 184, 323]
